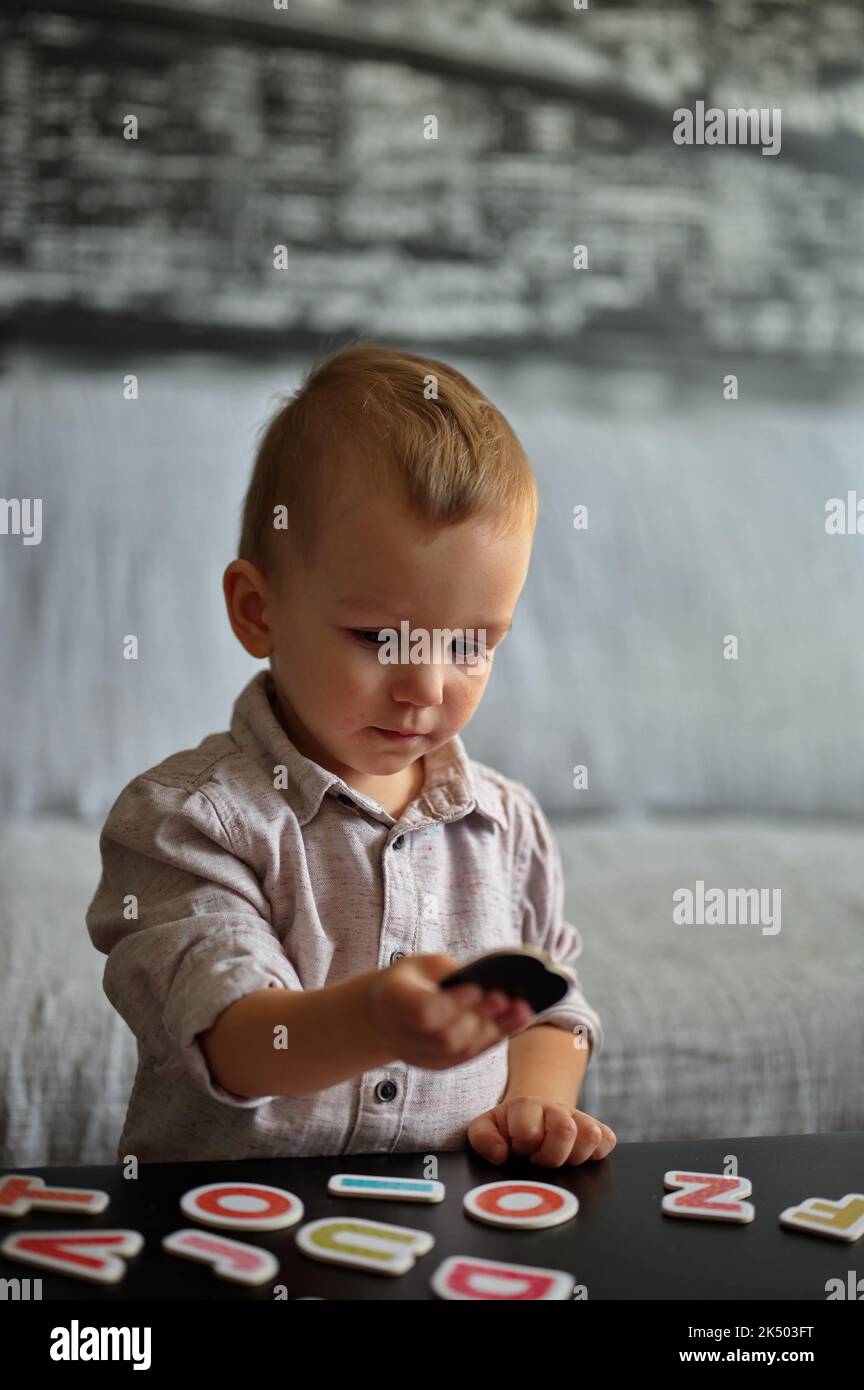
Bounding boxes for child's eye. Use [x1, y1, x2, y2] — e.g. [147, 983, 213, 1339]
[349, 630, 488, 664]
[453, 640, 487, 664]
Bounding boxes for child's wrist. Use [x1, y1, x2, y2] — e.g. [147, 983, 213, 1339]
[349, 970, 400, 1069]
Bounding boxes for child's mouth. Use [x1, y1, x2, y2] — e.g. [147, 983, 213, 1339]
[370, 726, 425, 741]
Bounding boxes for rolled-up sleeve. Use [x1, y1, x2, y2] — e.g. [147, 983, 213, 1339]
[85, 774, 302, 1107]
[513, 788, 603, 1062]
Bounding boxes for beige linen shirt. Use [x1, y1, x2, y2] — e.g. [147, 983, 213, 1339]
[85, 670, 603, 1163]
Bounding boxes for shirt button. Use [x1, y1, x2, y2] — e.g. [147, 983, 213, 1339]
[392, 834, 404, 849]
[389, 950, 405, 965]
[375, 1079, 398, 1102]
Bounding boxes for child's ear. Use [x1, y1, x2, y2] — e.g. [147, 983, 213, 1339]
[222, 560, 273, 660]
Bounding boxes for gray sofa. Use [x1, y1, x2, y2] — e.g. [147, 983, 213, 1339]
[2, 352, 862, 1166]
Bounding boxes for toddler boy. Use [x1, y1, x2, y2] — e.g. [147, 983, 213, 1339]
[86, 342, 615, 1167]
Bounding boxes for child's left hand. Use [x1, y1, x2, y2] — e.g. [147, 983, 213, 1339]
[467, 1096, 617, 1168]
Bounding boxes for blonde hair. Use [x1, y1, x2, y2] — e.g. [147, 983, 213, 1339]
[237, 340, 537, 582]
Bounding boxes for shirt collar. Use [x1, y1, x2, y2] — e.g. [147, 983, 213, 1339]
[230, 669, 507, 831]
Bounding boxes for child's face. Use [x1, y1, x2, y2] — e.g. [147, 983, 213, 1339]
[258, 480, 533, 785]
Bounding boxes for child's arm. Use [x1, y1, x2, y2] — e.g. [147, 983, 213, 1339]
[512, 787, 603, 1060]
[202, 955, 535, 1099]
[85, 776, 310, 1110]
[461, 789, 613, 1166]
[504, 1022, 590, 1109]
[199, 969, 392, 1097]
[87, 775, 397, 1101]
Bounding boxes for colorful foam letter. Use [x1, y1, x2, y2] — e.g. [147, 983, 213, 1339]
[432, 1255, 575, 1300]
[296, 1217, 434, 1275]
[662, 1170, 754, 1223]
[463, 1180, 578, 1230]
[0, 1230, 142, 1284]
[163, 1228, 279, 1285]
[180, 1181, 303, 1231]
[0, 1174, 109, 1218]
[779, 1193, 864, 1242]
[327, 1174, 444, 1203]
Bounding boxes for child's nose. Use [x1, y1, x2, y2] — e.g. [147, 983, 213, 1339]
[390, 661, 446, 706]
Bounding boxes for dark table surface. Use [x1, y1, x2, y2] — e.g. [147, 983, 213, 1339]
[1, 1130, 861, 1299]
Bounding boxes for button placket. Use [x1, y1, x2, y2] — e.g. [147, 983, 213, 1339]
[356, 821, 412, 1147]
[382, 827, 414, 963]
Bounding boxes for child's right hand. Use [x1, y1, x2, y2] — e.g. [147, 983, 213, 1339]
[369, 953, 535, 1070]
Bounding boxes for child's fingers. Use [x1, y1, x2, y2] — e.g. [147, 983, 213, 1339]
[467, 1110, 509, 1164]
[446, 997, 535, 1058]
[493, 999, 535, 1033]
[478, 990, 510, 1017]
[409, 981, 536, 1062]
[439, 985, 524, 1031]
[448, 983, 484, 1011]
[418, 981, 483, 1031]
